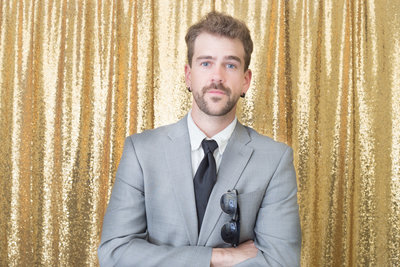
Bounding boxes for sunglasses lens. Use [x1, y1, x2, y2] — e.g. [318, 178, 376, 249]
[221, 222, 235, 241]
[220, 192, 237, 215]
[221, 221, 240, 245]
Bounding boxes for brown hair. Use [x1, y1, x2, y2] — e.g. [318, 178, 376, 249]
[185, 11, 253, 71]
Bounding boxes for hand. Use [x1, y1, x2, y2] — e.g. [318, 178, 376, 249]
[210, 240, 258, 267]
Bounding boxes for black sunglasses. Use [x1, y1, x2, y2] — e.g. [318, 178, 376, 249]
[220, 189, 240, 247]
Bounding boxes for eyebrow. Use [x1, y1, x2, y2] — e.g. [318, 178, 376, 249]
[195, 55, 242, 65]
[195, 55, 213, 62]
[225, 55, 242, 64]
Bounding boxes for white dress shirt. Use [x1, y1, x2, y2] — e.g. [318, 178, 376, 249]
[187, 110, 237, 177]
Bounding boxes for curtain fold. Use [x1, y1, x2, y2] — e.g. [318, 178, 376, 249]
[0, 0, 399, 266]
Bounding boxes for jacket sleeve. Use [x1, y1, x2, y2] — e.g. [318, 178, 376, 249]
[236, 146, 302, 267]
[98, 137, 212, 267]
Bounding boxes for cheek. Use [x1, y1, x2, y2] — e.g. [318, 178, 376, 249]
[227, 75, 244, 86]
[192, 75, 209, 87]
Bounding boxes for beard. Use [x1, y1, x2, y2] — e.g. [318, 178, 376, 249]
[192, 83, 239, 116]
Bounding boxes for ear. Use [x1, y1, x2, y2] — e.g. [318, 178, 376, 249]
[242, 69, 252, 95]
[184, 64, 192, 87]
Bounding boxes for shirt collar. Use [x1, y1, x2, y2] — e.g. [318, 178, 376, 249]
[187, 110, 237, 156]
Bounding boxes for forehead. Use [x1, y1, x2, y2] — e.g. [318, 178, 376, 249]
[193, 32, 245, 59]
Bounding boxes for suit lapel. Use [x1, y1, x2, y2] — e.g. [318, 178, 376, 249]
[197, 122, 254, 245]
[165, 116, 199, 245]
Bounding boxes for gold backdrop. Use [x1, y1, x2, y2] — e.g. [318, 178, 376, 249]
[0, 0, 399, 266]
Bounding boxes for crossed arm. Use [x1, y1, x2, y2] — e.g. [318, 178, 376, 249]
[211, 240, 258, 266]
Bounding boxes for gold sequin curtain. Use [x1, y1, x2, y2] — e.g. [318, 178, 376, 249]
[0, 0, 399, 266]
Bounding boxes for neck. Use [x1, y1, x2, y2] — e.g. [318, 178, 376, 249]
[190, 107, 236, 138]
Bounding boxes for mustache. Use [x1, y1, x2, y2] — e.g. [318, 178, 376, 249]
[202, 83, 231, 95]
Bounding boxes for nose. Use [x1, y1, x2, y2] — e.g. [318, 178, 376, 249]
[211, 65, 225, 84]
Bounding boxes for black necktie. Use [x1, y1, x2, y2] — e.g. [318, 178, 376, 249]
[194, 139, 218, 231]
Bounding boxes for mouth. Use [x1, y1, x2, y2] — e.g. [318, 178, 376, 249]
[203, 83, 230, 96]
[207, 89, 227, 95]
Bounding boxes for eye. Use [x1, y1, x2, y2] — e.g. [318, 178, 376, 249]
[201, 62, 210, 67]
[226, 63, 236, 69]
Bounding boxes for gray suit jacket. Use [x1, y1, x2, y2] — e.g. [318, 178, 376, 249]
[98, 116, 301, 266]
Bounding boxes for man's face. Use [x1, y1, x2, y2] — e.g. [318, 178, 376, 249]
[185, 33, 252, 118]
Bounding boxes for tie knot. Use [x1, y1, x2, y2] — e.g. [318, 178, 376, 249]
[201, 139, 218, 154]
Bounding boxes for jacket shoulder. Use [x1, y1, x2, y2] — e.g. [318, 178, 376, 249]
[126, 117, 187, 147]
[243, 126, 292, 154]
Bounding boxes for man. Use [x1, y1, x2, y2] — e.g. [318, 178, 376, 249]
[98, 11, 301, 266]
